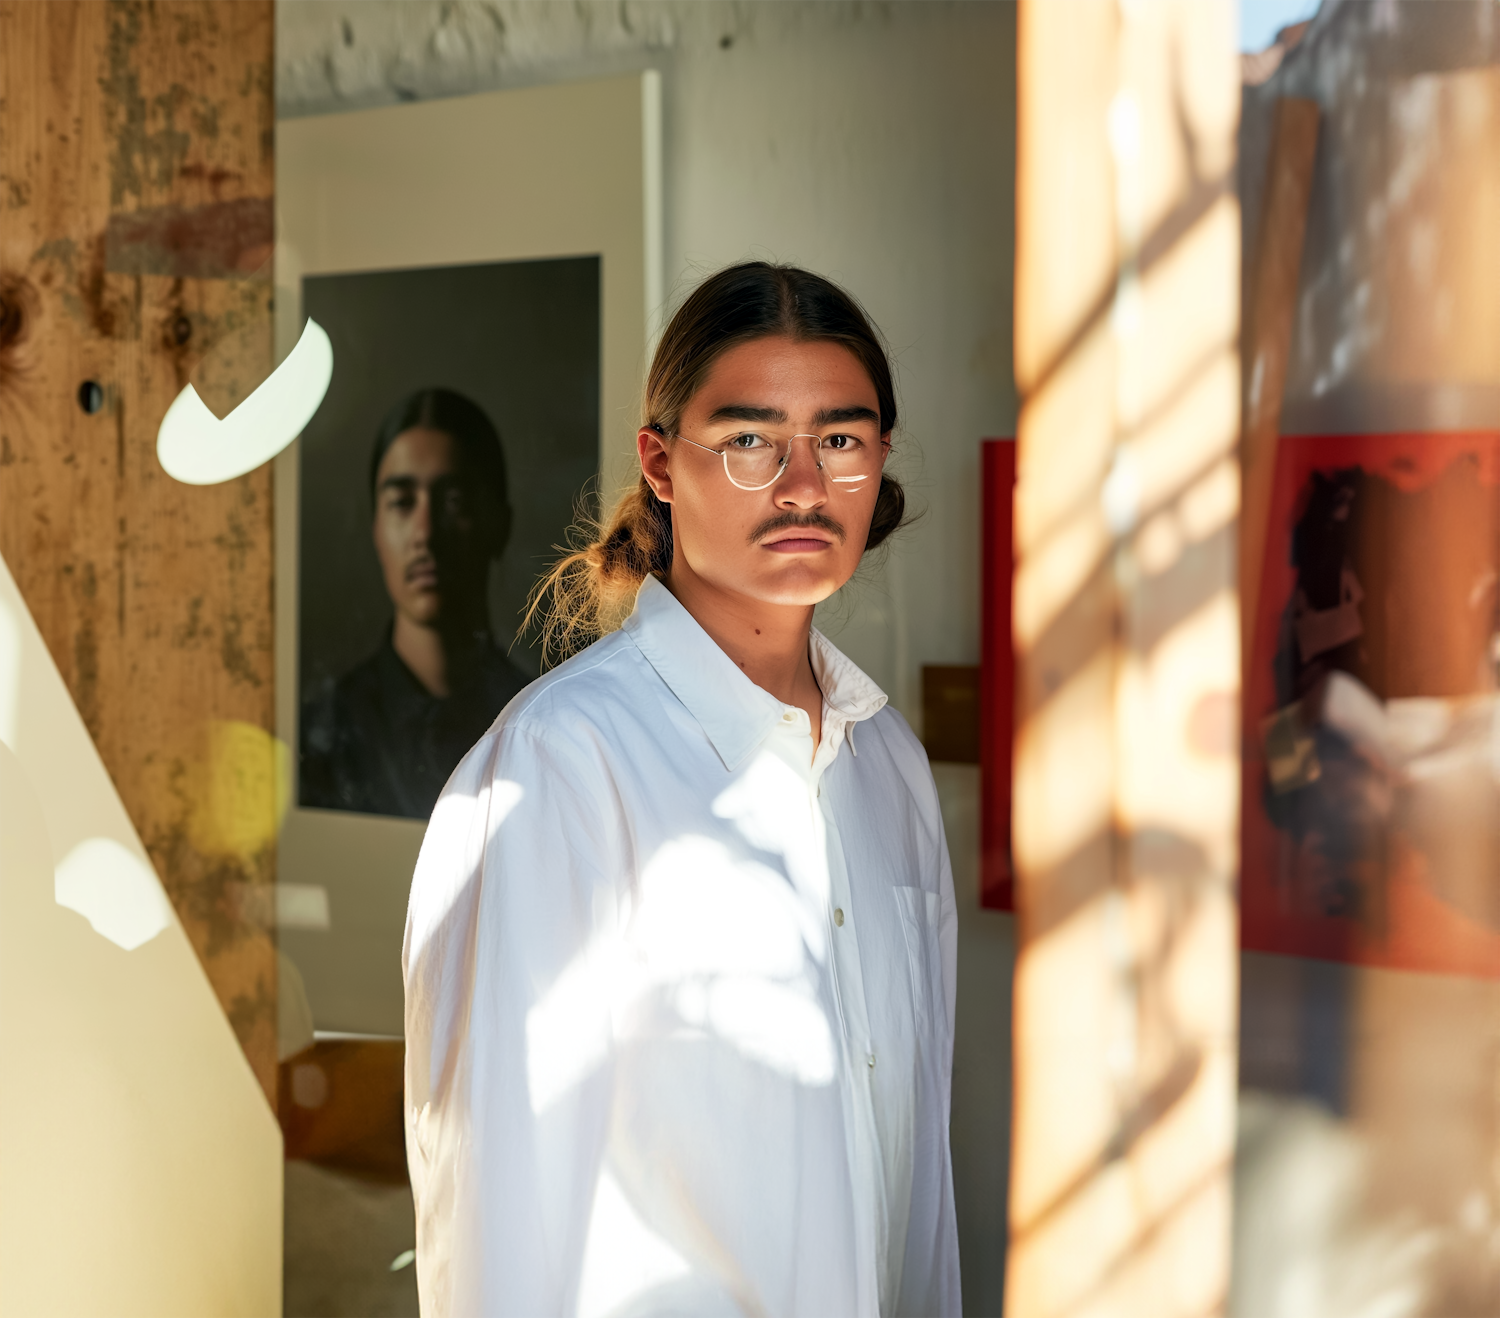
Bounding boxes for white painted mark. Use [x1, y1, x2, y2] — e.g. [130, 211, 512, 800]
[156, 318, 333, 485]
[55, 837, 172, 951]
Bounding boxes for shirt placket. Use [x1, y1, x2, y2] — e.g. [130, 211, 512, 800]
[818, 758, 889, 1314]
[769, 705, 886, 1315]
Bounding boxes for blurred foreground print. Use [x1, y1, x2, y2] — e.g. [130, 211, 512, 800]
[1245, 432, 1500, 974]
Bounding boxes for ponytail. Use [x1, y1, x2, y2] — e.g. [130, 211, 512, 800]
[524, 476, 673, 664]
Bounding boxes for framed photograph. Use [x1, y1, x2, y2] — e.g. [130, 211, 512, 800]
[1243, 431, 1500, 977]
[275, 75, 661, 1034]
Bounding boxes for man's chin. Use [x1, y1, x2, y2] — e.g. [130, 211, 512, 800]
[732, 569, 851, 610]
[399, 597, 445, 628]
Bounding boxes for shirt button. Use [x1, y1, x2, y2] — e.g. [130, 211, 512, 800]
[782, 712, 796, 724]
[867, 1054, 877, 1069]
[834, 907, 844, 927]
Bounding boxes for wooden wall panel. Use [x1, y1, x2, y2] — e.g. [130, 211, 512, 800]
[1009, 1, 1241, 1314]
[0, 0, 277, 1104]
[1240, 97, 1318, 669]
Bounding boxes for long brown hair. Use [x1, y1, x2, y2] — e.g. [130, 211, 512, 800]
[527, 261, 908, 663]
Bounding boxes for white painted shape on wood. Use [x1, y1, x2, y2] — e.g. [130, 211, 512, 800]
[157, 318, 333, 485]
[54, 837, 173, 951]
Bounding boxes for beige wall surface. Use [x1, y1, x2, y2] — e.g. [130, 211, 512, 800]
[276, 3, 1020, 1312]
[0, 554, 282, 1318]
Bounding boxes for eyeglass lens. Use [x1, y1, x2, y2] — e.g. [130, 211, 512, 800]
[721, 432, 882, 488]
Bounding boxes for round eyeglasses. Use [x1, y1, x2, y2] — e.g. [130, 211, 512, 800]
[673, 429, 888, 492]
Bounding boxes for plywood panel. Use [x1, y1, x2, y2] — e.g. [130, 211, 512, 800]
[1009, 1, 1241, 1314]
[0, 0, 278, 1102]
[1240, 97, 1318, 670]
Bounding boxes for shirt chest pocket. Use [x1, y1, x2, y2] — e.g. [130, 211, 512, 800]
[894, 886, 949, 1040]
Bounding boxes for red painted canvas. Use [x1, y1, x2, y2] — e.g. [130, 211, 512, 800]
[1242, 432, 1500, 976]
[981, 439, 1016, 912]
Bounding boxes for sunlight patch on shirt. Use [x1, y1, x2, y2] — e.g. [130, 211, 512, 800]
[676, 974, 836, 1087]
[577, 1169, 693, 1318]
[635, 836, 813, 978]
[713, 749, 833, 918]
[407, 779, 523, 965]
[527, 935, 621, 1114]
[529, 832, 841, 1113]
[711, 750, 806, 857]
[636, 835, 835, 1086]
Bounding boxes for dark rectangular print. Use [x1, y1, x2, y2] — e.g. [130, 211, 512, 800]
[296, 256, 599, 819]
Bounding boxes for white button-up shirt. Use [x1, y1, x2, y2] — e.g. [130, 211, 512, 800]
[404, 576, 960, 1317]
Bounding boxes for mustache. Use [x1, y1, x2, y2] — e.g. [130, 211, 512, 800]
[747, 511, 846, 546]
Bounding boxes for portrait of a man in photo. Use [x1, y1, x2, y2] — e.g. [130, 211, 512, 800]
[299, 387, 530, 819]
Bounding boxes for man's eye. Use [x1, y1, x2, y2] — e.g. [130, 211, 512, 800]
[726, 433, 772, 451]
[823, 434, 858, 452]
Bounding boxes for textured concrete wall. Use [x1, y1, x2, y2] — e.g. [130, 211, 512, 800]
[276, 2, 947, 116]
[277, 4, 1019, 1312]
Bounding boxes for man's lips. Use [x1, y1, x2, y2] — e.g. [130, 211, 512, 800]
[762, 536, 835, 554]
[406, 561, 440, 587]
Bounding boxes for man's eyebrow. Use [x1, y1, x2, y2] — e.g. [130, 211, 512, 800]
[377, 474, 418, 491]
[813, 405, 881, 427]
[706, 404, 789, 425]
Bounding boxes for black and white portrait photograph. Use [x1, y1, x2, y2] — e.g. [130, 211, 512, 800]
[294, 256, 600, 820]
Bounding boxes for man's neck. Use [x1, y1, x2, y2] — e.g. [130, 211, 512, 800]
[663, 560, 824, 748]
[392, 613, 489, 698]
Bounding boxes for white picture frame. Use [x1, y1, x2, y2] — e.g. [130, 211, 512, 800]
[274, 73, 662, 1035]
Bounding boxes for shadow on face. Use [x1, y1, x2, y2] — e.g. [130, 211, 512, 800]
[372, 426, 508, 632]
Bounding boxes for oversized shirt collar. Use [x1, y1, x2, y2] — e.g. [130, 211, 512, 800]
[622, 574, 888, 772]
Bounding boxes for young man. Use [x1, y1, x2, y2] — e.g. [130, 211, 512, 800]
[404, 263, 960, 1316]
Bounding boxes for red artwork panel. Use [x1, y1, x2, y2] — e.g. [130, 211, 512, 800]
[1243, 432, 1500, 976]
[981, 439, 1016, 912]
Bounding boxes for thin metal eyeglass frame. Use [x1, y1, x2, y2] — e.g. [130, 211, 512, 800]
[671, 432, 882, 492]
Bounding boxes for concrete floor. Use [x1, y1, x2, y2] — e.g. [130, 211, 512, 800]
[284, 1161, 419, 1318]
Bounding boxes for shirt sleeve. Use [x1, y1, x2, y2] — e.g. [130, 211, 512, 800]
[937, 812, 958, 1088]
[404, 718, 625, 1318]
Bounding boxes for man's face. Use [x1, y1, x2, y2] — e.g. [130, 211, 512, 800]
[372, 427, 497, 629]
[641, 336, 889, 608]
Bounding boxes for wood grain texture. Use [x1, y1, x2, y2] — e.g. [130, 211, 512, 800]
[922, 664, 981, 764]
[0, 0, 278, 1105]
[1009, 1, 1240, 1314]
[280, 1040, 407, 1184]
[1240, 97, 1318, 669]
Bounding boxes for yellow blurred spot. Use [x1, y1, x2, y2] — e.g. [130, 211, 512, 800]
[189, 721, 292, 860]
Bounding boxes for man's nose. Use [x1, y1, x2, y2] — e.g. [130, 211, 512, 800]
[775, 435, 828, 507]
[412, 489, 433, 542]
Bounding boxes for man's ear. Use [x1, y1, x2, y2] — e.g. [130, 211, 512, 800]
[638, 426, 674, 504]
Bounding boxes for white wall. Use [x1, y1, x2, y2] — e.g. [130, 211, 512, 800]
[278, 5, 1018, 1310]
